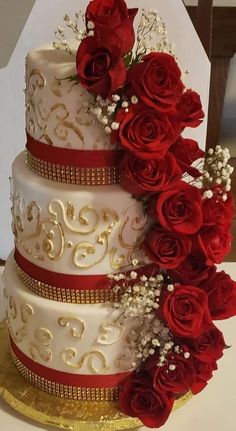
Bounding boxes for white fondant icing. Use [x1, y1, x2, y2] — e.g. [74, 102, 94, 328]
[25, 43, 113, 150]
[4, 252, 137, 375]
[11, 153, 148, 275]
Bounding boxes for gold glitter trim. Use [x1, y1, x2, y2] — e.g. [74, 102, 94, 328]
[26, 150, 120, 185]
[10, 346, 119, 401]
[16, 263, 121, 304]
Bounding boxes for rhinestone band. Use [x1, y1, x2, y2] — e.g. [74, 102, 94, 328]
[26, 150, 120, 185]
[16, 263, 121, 304]
[10, 347, 119, 401]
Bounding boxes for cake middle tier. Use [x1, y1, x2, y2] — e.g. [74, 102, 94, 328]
[11, 153, 148, 276]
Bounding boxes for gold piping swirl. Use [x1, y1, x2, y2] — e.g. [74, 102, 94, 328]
[61, 348, 109, 374]
[58, 317, 85, 339]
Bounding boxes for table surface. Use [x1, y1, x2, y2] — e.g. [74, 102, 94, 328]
[0, 263, 236, 431]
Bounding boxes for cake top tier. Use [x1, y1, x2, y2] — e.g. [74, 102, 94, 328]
[25, 43, 112, 151]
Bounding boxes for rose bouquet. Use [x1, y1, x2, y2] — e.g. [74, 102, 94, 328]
[55, 0, 236, 428]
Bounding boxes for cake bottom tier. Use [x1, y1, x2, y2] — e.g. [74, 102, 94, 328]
[4, 253, 136, 400]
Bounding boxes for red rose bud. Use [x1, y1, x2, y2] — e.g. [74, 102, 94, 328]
[201, 270, 236, 320]
[86, 0, 138, 55]
[197, 225, 232, 265]
[76, 36, 126, 99]
[120, 151, 182, 196]
[191, 358, 217, 394]
[168, 253, 214, 286]
[151, 181, 203, 234]
[179, 325, 225, 363]
[119, 372, 175, 428]
[126, 52, 184, 111]
[202, 191, 234, 229]
[170, 137, 205, 177]
[177, 89, 205, 128]
[160, 285, 212, 338]
[113, 102, 181, 155]
[142, 226, 192, 269]
[153, 352, 196, 395]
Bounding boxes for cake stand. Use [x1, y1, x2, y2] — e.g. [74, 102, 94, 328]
[0, 320, 192, 430]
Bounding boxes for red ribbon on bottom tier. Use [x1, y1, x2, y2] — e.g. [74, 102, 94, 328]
[10, 336, 132, 388]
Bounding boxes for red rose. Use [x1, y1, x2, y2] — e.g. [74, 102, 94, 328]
[86, 0, 138, 55]
[150, 181, 203, 234]
[152, 353, 196, 395]
[182, 326, 225, 363]
[191, 358, 217, 394]
[126, 52, 184, 111]
[76, 36, 126, 98]
[120, 151, 182, 196]
[170, 137, 205, 177]
[201, 270, 236, 320]
[177, 89, 205, 128]
[202, 191, 234, 229]
[160, 285, 212, 338]
[119, 372, 174, 428]
[168, 254, 214, 286]
[197, 225, 232, 265]
[142, 226, 192, 269]
[113, 103, 181, 155]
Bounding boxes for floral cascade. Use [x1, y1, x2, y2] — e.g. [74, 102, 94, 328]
[54, 0, 236, 428]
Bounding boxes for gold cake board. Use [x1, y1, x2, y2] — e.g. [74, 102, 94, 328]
[0, 320, 192, 430]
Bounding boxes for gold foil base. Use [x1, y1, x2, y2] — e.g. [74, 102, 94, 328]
[0, 320, 192, 430]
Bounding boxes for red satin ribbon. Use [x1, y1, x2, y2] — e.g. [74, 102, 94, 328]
[26, 133, 124, 168]
[10, 337, 132, 388]
[15, 248, 157, 292]
[15, 248, 111, 290]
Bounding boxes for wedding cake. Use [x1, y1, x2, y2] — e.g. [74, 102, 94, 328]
[3, 0, 236, 429]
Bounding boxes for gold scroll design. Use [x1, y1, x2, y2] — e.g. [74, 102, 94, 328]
[8, 300, 34, 344]
[115, 330, 140, 371]
[115, 350, 137, 371]
[58, 317, 85, 340]
[110, 207, 148, 271]
[11, 195, 65, 262]
[12, 195, 120, 268]
[26, 69, 84, 147]
[51, 79, 94, 127]
[29, 328, 53, 363]
[11, 193, 25, 242]
[73, 209, 119, 269]
[61, 348, 109, 374]
[49, 200, 119, 269]
[26, 69, 46, 134]
[97, 322, 125, 346]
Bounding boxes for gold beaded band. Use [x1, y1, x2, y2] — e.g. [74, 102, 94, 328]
[16, 263, 121, 304]
[10, 346, 119, 401]
[26, 150, 120, 185]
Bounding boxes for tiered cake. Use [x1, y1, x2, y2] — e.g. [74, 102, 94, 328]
[3, 1, 236, 429]
[4, 42, 148, 401]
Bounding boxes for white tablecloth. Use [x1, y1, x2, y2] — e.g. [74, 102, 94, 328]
[0, 263, 236, 431]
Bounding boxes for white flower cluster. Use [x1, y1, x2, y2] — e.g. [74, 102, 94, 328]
[135, 9, 175, 59]
[89, 94, 139, 135]
[201, 146, 234, 200]
[53, 12, 87, 53]
[109, 267, 177, 364]
[112, 271, 164, 319]
[127, 318, 174, 366]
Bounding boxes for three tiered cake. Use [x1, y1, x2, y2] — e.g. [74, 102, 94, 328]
[3, 0, 236, 429]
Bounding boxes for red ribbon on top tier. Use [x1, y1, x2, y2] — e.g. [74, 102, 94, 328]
[26, 133, 124, 168]
[10, 336, 132, 388]
[26, 133, 124, 185]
